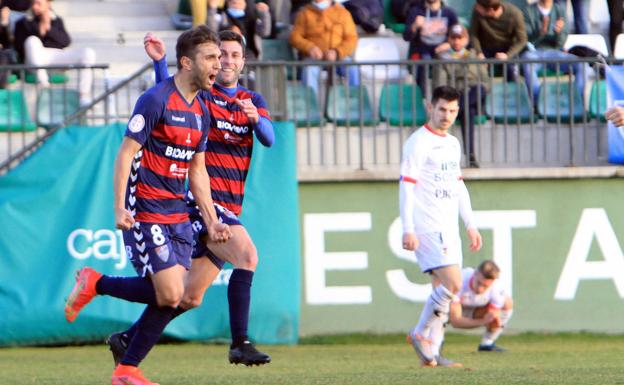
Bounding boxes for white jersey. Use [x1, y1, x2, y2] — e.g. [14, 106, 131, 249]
[399, 125, 467, 235]
[457, 267, 506, 309]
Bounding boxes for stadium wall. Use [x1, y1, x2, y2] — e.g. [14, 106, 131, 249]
[299, 179, 624, 335]
[0, 122, 300, 346]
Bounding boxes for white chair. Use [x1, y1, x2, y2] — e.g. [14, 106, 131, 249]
[614, 33, 624, 59]
[354, 37, 407, 81]
[563, 34, 610, 56]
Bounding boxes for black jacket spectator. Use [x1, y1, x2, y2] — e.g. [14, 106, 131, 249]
[13, 9, 69, 62]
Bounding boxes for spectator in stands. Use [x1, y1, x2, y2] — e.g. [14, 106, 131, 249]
[289, 0, 359, 96]
[607, 0, 622, 51]
[434, 24, 487, 167]
[554, 0, 588, 34]
[14, 0, 96, 105]
[206, 0, 271, 60]
[470, 0, 527, 81]
[521, 0, 588, 103]
[403, 0, 458, 94]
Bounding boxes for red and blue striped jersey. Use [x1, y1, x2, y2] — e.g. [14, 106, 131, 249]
[125, 77, 210, 224]
[200, 83, 271, 215]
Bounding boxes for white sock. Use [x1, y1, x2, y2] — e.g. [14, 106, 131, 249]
[428, 317, 445, 357]
[414, 284, 454, 337]
[481, 309, 513, 345]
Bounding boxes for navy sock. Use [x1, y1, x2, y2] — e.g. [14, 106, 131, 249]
[228, 268, 254, 347]
[121, 304, 176, 367]
[121, 306, 188, 344]
[95, 275, 157, 305]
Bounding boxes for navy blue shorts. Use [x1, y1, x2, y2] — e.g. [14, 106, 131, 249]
[188, 203, 242, 269]
[122, 221, 193, 277]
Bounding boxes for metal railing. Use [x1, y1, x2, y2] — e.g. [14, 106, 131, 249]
[0, 63, 152, 173]
[0, 57, 614, 176]
[243, 57, 610, 175]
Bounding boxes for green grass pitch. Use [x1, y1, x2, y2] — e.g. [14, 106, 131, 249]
[1, 333, 623, 385]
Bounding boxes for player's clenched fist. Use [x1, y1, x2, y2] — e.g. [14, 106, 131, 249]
[115, 208, 135, 230]
[605, 107, 624, 127]
[207, 222, 232, 243]
[235, 98, 259, 124]
[402, 233, 419, 251]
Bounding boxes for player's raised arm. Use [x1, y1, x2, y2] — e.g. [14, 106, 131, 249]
[144, 32, 170, 83]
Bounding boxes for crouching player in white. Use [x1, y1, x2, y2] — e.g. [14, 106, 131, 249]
[448, 259, 513, 352]
[400, 86, 482, 368]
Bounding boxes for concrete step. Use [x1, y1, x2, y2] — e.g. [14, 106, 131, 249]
[53, 1, 167, 18]
[64, 16, 172, 33]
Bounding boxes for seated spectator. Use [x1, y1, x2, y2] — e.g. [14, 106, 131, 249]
[289, 0, 359, 96]
[434, 24, 488, 167]
[403, 0, 458, 94]
[206, 0, 271, 60]
[521, 0, 588, 104]
[470, 0, 526, 81]
[342, 0, 384, 34]
[14, 0, 96, 105]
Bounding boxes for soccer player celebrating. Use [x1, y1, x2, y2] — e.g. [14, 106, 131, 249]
[64, 26, 231, 385]
[105, 29, 274, 368]
[448, 259, 513, 352]
[400, 85, 482, 368]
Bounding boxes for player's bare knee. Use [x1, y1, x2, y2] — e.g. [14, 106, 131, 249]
[446, 282, 461, 295]
[180, 294, 202, 309]
[234, 243, 258, 270]
[156, 287, 184, 308]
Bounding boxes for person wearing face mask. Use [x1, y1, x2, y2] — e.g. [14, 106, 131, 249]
[403, 0, 458, 94]
[434, 24, 488, 168]
[289, 0, 359, 96]
[206, 0, 272, 60]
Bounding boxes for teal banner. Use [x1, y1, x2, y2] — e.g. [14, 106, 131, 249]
[0, 122, 300, 346]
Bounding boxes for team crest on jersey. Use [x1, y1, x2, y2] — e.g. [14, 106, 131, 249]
[155, 244, 170, 262]
[128, 114, 145, 133]
[195, 114, 202, 131]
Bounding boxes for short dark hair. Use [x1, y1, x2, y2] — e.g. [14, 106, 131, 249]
[175, 25, 220, 69]
[431, 85, 460, 105]
[478, 260, 500, 280]
[218, 30, 246, 55]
